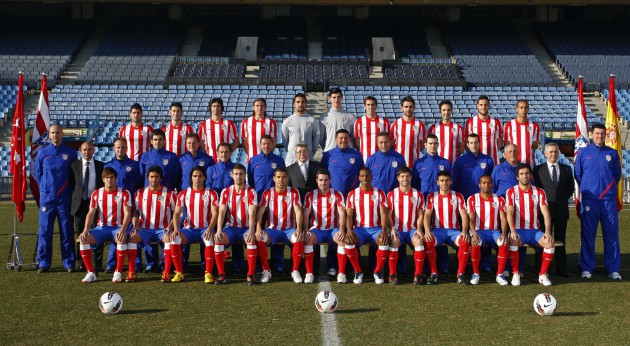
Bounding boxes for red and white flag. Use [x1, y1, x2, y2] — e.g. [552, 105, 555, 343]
[574, 76, 589, 214]
[30, 74, 51, 205]
[10, 73, 26, 221]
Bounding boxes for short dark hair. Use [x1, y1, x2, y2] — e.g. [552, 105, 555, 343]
[217, 142, 231, 152]
[170, 102, 183, 110]
[260, 134, 273, 143]
[466, 133, 480, 142]
[437, 170, 451, 179]
[185, 133, 200, 141]
[189, 166, 207, 187]
[591, 123, 606, 132]
[316, 168, 331, 179]
[274, 167, 288, 176]
[397, 166, 411, 177]
[209, 98, 224, 112]
[515, 163, 532, 176]
[147, 165, 163, 179]
[400, 96, 415, 106]
[233, 163, 246, 174]
[439, 100, 452, 109]
[363, 96, 377, 105]
[151, 129, 165, 140]
[516, 99, 529, 107]
[335, 129, 350, 137]
[130, 103, 142, 112]
[328, 87, 343, 97]
[377, 132, 390, 139]
[477, 95, 490, 103]
[102, 167, 118, 179]
[426, 134, 438, 141]
[478, 174, 493, 184]
[293, 93, 307, 103]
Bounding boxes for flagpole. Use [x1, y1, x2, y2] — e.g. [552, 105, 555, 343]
[8, 71, 25, 271]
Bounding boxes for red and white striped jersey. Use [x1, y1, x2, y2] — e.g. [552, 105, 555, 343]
[261, 187, 301, 230]
[426, 191, 466, 229]
[387, 188, 424, 232]
[90, 188, 131, 227]
[241, 116, 278, 161]
[390, 117, 427, 167]
[467, 193, 505, 231]
[354, 115, 390, 162]
[464, 116, 502, 164]
[134, 187, 176, 229]
[198, 118, 238, 162]
[429, 121, 464, 164]
[347, 187, 388, 228]
[119, 123, 154, 161]
[220, 185, 258, 228]
[506, 185, 547, 230]
[161, 122, 194, 157]
[177, 187, 218, 229]
[304, 189, 345, 230]
[503, 119, 540, 168]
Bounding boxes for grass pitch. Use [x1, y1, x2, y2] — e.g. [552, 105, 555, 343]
[0, 202, 629, 345]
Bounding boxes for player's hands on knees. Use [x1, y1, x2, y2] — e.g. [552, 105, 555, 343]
[390, 229, 399, 241]
[244, 231, 255, 244]
[509, 232, 520, 245]
[203, 229, 215, 241]
[376, 231, 390, 246]
[78, 231, 91, 243]
[214, 231, 228, 244]
[470, 232, 480, 246]
[255, 230, 268, 243]
[305, 231, 313, 243]
[424, 231, 435, 243]
[543, 233, 555, 245]
[115, 230, 127, 244]
[345, 230, 359, 245]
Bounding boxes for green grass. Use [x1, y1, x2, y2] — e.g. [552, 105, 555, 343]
[1, 202, 629, 345]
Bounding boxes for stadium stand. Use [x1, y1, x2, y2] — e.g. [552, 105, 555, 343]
[172, 58, 245, 79]
[259, 63, 369, 84]
[602, 88, 630, 122]
[0, 84, 21, 124]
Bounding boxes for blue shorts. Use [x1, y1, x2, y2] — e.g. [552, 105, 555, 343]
[139, 228, 167, 245]
[310, 228, 336, 244]
[395, 230, 416, 246]
[90, 226, 128, 245]
[475, 230, 502, 248]
[354, 227, 382, 247]
[180, 228, 205, 244]
[432, 228, 463, 248]
[266, 228, 294, 245]
[516, 229, 544, 248]
[223, 226, 248, 244]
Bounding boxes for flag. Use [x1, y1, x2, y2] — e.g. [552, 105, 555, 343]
[30, 73, 50, 206]
[574, 76, 588, 215]
[10, 73, 26, 222]
[605, 74, 623, 211]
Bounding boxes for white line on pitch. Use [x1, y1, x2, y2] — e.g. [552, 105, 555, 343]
[318, 246, 341, 346]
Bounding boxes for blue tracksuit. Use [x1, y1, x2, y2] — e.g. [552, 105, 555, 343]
[365, 149, 406, 193]
[104, 156, 143, 197]
[180, 151, 215, 190]
[248, 153, 285, 198]
[34, 143, 78, 269]
[207, 160, 236, 194]
[574, 142, 622, 274]
[412, 153, 452, 197]
[139, 148, 181, 191]
[321, 146, 364, 196]
[452, 150, 495, 199]
[491, 160, 519, 197]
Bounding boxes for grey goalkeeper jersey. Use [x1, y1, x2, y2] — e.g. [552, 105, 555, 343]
[282, 112, 321, 165]
[320, 108, 356, 152]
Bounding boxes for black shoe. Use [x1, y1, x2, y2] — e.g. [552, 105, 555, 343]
[104, 267, 115, 274]
[233, 269, 243, 277]
[215, 274, 227, 285]
[426, 273, 438, 285]
[439, 271, 450, 278]
[457, 274, 469, 286]
[389, 274, 398, 285]
[557, 271, 570, 278]
[143, 266, 161, 274]
[37, 267, 50, 274]
[66, 267, 75, 273]
[413, 275, 425, 286]
[77, 265, 86, 272]
[247, 275, 256, 286]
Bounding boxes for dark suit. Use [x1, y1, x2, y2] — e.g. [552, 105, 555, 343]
[287, 160, 322, 204]
[533, 162, 574, 275]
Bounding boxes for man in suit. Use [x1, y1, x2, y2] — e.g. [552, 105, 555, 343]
[70, 142, 105, 271]
[287, 143, 321, 204]
[533, 142, 574, 277]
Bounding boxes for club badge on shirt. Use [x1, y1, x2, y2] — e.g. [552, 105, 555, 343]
[606, 155, 611, 162]
[62, 154, 68, 160]
[163, 159, 169, 165]
[158, 196, 164, 202]
[306, 121, 312, 128]
[180, 130, 186, 136]
[480, 163, 487, 169]
[392, 161, 398, 168]
[349, 158, 355, 164]
[438, 165, 445, 171]
[199, 161, 205, 166]
[271, 163, 277, 169]
[126, 166, 132, 172]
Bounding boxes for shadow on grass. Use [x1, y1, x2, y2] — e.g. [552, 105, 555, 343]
[118, 308, 167, 315]
[554, 311, 599, 317]
[334, 308, 380, 314]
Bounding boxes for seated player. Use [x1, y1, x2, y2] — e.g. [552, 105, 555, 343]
[79, 168, 139, 283]
[215, 164, 260, 285]
[344, 168, 389, 285]
[254, 167, 304, 283]
[467, 175, 511, 286]
[423, 170, 471, 285]
[133, 166, 178, 283]
[171, 166, 219, 284]
[302, 169, 347, 284]
[505, 164, 555, 286]
[386, 166, 425, 285]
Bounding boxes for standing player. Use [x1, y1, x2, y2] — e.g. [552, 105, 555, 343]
[365, 132, 406, 193]
[467, 175, 510, 286]
[505, 164, 555, 286]
[179, 134, 215, 191]
[423, 171, 471, 285]
[172, 167, 219, 284]
[464, 95, 503, 165]
[198, 98, 239, 162]
[241, 98, 278, 163]
[428, 100, 464, 164]
[216, 164, 260, 285]
[139, 129, 181, 191]
[205, 142, 234, 194]
[254, 168, 304, 283]
[119, 103, 153, 161]
[452, 133, 495, 200]
[321, 88, 356, 152]
[503, 100, 540, 168]
[248, 135, 285, 198]
[78, 168, 139, 283]
[161, 102, 194, 157]
[387, 167, 426, 285]
[390, 96, 426, 167]
[303, 169, 347, 283]
[354, 96, 390, 162]
[321, 129, 364, 196]
[281, 93, 321, 166]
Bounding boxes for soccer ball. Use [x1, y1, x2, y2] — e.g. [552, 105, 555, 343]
[315, 290, 338, 313]
[533, 293, 557, 316]
[99, 292, 123, 315]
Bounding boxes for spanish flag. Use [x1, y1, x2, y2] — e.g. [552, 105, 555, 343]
[605, 75, 623, 211]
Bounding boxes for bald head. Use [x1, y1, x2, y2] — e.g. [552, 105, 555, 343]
[49, 125, 63, 146]
[80, 142, 95, 161]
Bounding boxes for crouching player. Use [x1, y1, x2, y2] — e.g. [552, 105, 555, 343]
[215, 164, 259, 285]
[423, 171, 471, 285]
[505, 164, 555, 286]
[171, 166, 219, 284]
[134, 166, 177, 283]
[79, 168, 139, 283]
[254, 167, 303, 283]
[344, 168, 389, 285]
[302, 169, 347, 284]
[386, 166, 425, 285]
[467, 175, 510, 286]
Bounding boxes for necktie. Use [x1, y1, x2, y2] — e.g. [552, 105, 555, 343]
[82, 161, 90, 200]
[300, 163, 308, 182]
[551, 164, 558, 188]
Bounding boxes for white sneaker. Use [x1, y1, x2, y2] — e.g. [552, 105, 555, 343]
[304, 273, 315, 284]
[260, 270, 272, 283]
[581, 271, 592, 279]
[353, 272, 364, 284]
[496, 275, 508, 286]
[82, 272, 97, 283]
[337, 273, 347, 284]
[373, 272, 384, 284]
[470, 274, 480, 285]
[327, 268, 337, 276]
[538, 274, 552, 286]
[511, 272, 521, 286]
[609, 272, 622, 280]
[112, 271, 122, 283]
[291, 270, 303, 283]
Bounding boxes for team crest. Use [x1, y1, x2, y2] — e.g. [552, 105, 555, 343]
[585, 206, 590, 212]
[221, 124, 227, 129]
[531, 195, 537, 202]
[199, 161, 205, 166]
[438, 165, 445, 171]
[61, 154, 68, 160]
[480, 163, 487, 169]
[42, 206, 46, 212]
[606, 155, 611, 162]
[392, 161, 398, 168]
[450, 198, 455, 205]
[263, 123, 268, 129]
[180, 130, 186, 136]
[125, 166, 132, 172]
[228, 170, 233, 177]
[451, 128, 457, 134]
[328, 197, 334, 203]
[349, 158, 355, 164]
[371, 195, 376, 201]
[158, 196, 164, 201]
[488, 122, 494, 128]
[492, 202, 498, 207]
[284, 196, 290, 202]
[306, 121, 312, 128]
[163, 159, 169, 165]
[271, 163, 277, 169]
[202, 195, 208, 201]
[528, 125, 533, 131]
[411, 197, 417, 203]
[412, 126, 418, 131]
[114, 195, 120, 202]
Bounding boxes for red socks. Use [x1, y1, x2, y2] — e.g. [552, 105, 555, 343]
[292, 241, 305, 272]
[214, 244, 226, 275]
[79, 245, 94, 273]
[374, 246, 389, 274]
[115, 244, 127, 272]
[256, 241, 270, 271]
[388, 248, 399, 275]
[337, 247, 347, 275]
[540, 248, 555, 276]
[413, 246, 425, 276]
[163, 246, 172, 274]
[246, 245, 257, 276]
[509, 246, 520, 274]
[456, 241, 470, 276]
[127, 243, 138, 274]
[204, 242, 215, 274]
[171, 243, 183, 273]
[345, 245, 362, 272]
[471, 245, 481, 275]
[424, 240, 437, 274]
[304, 245, 314, 274]
[496, 244, 508, 276]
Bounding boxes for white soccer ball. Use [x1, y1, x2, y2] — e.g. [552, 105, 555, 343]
[99, 292, 123, 315]
[533, 293, 557, 316]
[315, 290, 338, 313]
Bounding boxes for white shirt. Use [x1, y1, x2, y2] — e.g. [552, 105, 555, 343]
[82, 158, 96, 197]
[299, 161, 309, 180]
